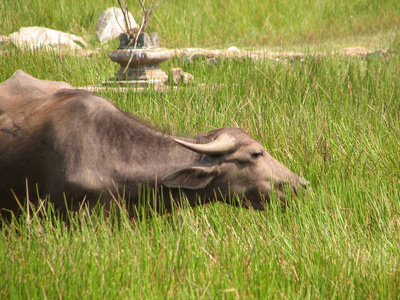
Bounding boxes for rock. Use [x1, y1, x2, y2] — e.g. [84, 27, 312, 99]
[168, 68, 194, 85]
[97, 7, 138, 43]
[227, 46, 239, 52]
[367, 49, 388, 56]
[339, 47, 369, 56]
[169, 68, 183, 85]
[182, 72, 194, 84]
[8, 27, 87, 50]
[206, 57, 219, 66]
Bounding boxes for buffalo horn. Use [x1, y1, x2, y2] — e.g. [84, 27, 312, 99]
[174, 134, 236, 155]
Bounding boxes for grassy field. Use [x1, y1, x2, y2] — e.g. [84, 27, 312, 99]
[1, 0, 400, 298]
[1, 0, 400, 49]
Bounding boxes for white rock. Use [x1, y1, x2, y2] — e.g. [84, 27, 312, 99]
[8, 27, 87, 50]
[97, 7, 138, 43]
[227, 46, 240, 52]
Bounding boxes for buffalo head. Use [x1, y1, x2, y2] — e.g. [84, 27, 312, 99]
[161, 127, 310, 209]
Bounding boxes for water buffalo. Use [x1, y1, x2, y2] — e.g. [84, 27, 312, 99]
[0, 70, 309, 218]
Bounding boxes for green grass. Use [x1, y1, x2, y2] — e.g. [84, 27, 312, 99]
[1, 0, 400, 298]
[1, 0, 400, 49]
[1, 50, 399, 299]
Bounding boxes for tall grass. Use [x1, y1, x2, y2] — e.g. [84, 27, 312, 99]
[1, 0, 400, 298]
[1, 0, 400, 49]
[1, 50, 399, 298]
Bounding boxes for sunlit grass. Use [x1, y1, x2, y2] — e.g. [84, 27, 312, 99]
[1, 50, 399, 298]
[1, 0, 400, 298]
[1, 0, 400, 49]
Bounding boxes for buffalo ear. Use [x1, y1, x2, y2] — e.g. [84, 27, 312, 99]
[161, 165, 218, 190]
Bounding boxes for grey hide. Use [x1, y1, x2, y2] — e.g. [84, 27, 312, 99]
[0, 70, 310, 218]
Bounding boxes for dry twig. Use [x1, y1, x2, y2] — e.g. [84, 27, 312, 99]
[138, 0, 163, 32]
[116, 0, 163, 75]
[117, 0, 133, 36]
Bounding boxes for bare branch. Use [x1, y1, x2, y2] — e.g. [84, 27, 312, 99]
[123, 19, 146, 75]
[117, 0, 132, 36]
[152, 0, 163, 13]
[139, 0, 163, 32]
[138, 0, 147, 13]
[117, 0, 163, 36]
[116, 0, 164, 75]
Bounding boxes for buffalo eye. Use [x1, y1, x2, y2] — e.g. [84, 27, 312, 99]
[250, 152, 263, 159]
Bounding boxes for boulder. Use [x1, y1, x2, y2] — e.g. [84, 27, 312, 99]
[169, 68, 194, 85]
[182, 72, 194, 84]
[169, 68, 183, 85]
[8, 27, 87, 50]
[97, 7, 138, 43]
